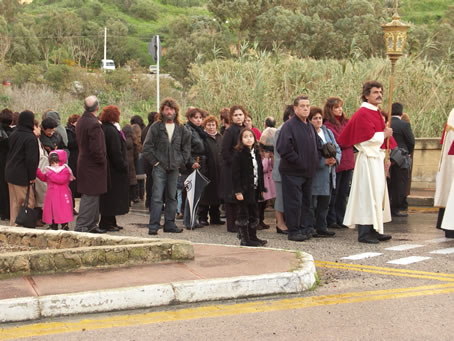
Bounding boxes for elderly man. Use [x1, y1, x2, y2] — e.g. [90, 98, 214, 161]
[276, 95, 320, 242]
[338, 81, 393, 244]
[143, 98, 191, 235]
[75, 96, 107, 233]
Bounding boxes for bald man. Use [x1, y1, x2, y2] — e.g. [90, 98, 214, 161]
[75, 96, 108, 233]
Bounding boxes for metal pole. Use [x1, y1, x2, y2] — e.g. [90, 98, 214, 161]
[386, 58, 396, 159]
[104, 27, 107, 62]
[156, 35, 160, 113]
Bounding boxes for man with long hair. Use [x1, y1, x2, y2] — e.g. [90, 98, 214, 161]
[143, 98, 191, 235]
[337, 81, 393, 244]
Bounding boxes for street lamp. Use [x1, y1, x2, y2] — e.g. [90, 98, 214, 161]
[382, 0, 410, 151]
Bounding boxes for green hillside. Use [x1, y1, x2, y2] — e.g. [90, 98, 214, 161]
[400, 0, 451, 25]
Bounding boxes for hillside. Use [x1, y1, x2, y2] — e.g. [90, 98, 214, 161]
[400, 0, 451, 26]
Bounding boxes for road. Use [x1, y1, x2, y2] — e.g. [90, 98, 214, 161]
[2, 207, 453, 340]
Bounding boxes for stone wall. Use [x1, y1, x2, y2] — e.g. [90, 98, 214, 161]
[0, 227, 194, 279]
[411, 138, 441, 190]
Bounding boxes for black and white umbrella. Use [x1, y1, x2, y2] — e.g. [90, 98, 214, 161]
[184, 169, 210, 229]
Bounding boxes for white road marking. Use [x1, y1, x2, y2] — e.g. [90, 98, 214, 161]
[341, 252, 383, 260]
[425, 238, 453, 244]
[384, 244, 425, 251]
[387, 256, 431, 265]
[430, 247, 454, 255]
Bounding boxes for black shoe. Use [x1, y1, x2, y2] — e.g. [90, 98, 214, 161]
[89, 227, 107, 234]
[164, 226, 183, 233]
[373, 231, 392, 241]
[276, 226, 289, 235]
[210, 219, 225, 225]
[288, 232, 308, 242]
[199, 219, 209, 226]
[256, 221, 270, 230]
[392, 211, 408, 217]
[148, 229, 158, 235]
[114, 225, 124, 230]
[328, 223, 342, 229]
[101, 225, 120, 232]
[61, 223, 69, 231]
[315, 228, 336, 237]
[358, 237, 379, 244]
[47, 224, 58, 230]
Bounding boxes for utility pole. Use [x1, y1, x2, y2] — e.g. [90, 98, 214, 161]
[104, 27, 107, 62]
[156, 35, 160, 113]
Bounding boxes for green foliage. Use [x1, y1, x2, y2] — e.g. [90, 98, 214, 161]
[104, 68, 133, 89]
[8, 63, 43, 87]
[129, 0, 160, 20]
[44, 64, 72, 90]
[188, 49, 454, 137]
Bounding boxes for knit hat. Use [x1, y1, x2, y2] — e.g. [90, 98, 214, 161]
[18, 110, 35, 130]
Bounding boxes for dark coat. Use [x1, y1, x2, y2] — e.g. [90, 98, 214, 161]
[142, 121, 191, 171]
[232, 147, 265, 204]
[75, 111, 107, 195]
[5, 114, 39, 186]
[100, 122, 129, 216]
[39, 130, 65, 154]
[182, 122, 207, 176]
[391, 116, 415, 154]
[125, 135, 138, 186]
[276, 115, 320, 178]
[220, 123, 243, 203]
[66, 122, 79, 198]
[0, 124, 13, 217]
[200, 133, 222, 205]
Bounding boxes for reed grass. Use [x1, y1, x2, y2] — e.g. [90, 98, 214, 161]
[188, 52, 454, 137]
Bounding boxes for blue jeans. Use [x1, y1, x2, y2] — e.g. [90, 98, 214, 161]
[148, 166, 179, 231]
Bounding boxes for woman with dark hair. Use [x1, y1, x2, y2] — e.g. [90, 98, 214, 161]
[5, 110, 39, 226]
[39, 117, 65, 154]
[66, 114, 80, 214]
[219, 107, 230, 135]
[98, 106, 129, 231]
[130, 115, 146, 131]
[182, 107, 208, 229]
[198, 115, 224, 226]
[308, 106, 341, 237]
[323, 97, 355, 229]
[0, 109, 14, 220]
[220, 105, 247, 233]
[132, 123, 145, 202]
[122, 124, 139, 206]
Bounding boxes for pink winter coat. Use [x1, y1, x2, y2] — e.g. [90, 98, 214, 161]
[262, 156, 276, 200]
[36, 150, 74, 224]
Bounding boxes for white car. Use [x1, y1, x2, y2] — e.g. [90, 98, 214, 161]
[101, 59, 116, 71]
[148, 65, 158, 74]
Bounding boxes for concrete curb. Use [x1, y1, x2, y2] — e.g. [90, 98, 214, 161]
[0, 249, 316, 323]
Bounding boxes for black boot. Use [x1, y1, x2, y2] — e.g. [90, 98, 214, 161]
[61, 223, 69, 231]
[238, 225, 261, 247]
[358, 225, 379, 244]
[48, 223, 58, 230]
[248, 221, 267, 246]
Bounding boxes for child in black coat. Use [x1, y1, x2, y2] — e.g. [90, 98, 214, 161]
[232, 128, 267, 247]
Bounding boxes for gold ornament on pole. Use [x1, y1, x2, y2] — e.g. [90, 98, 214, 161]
[382, 0, 410, 156]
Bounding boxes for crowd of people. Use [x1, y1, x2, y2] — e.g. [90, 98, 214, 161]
[1, 80, 452, 246]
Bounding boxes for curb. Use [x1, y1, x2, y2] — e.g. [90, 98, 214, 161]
[0, 250, 316, 323]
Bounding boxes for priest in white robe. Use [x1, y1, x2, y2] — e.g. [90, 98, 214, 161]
[337, 81, 393, 244]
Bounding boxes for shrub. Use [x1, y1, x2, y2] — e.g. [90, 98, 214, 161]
[129, 0, 160, 21]
[44, 64, 73, 91]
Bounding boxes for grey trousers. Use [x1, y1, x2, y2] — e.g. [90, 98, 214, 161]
[75, 194, 99, 232]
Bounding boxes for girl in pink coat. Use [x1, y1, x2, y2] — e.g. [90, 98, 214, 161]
[36, 150, 74, 230]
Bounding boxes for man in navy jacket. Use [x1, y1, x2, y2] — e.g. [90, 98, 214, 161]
[276, 95, 320, 241]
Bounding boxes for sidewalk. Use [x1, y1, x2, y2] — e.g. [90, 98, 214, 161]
[0, 243, 316, 323]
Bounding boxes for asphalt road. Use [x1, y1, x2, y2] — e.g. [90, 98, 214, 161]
[2, 206, 453, 340]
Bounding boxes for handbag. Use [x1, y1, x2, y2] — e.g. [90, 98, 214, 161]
[15, 184, 37, 228]
[390, 147, 410, 169]
[322, 142, 337, 159]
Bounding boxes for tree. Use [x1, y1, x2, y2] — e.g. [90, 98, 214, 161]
[0, 16, 11, 63]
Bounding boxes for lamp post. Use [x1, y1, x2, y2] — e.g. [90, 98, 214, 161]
[382, 0, 410, 153]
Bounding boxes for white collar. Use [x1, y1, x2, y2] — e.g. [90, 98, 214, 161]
[361, 102, 379, 111]
[392, 115, 401, 120]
